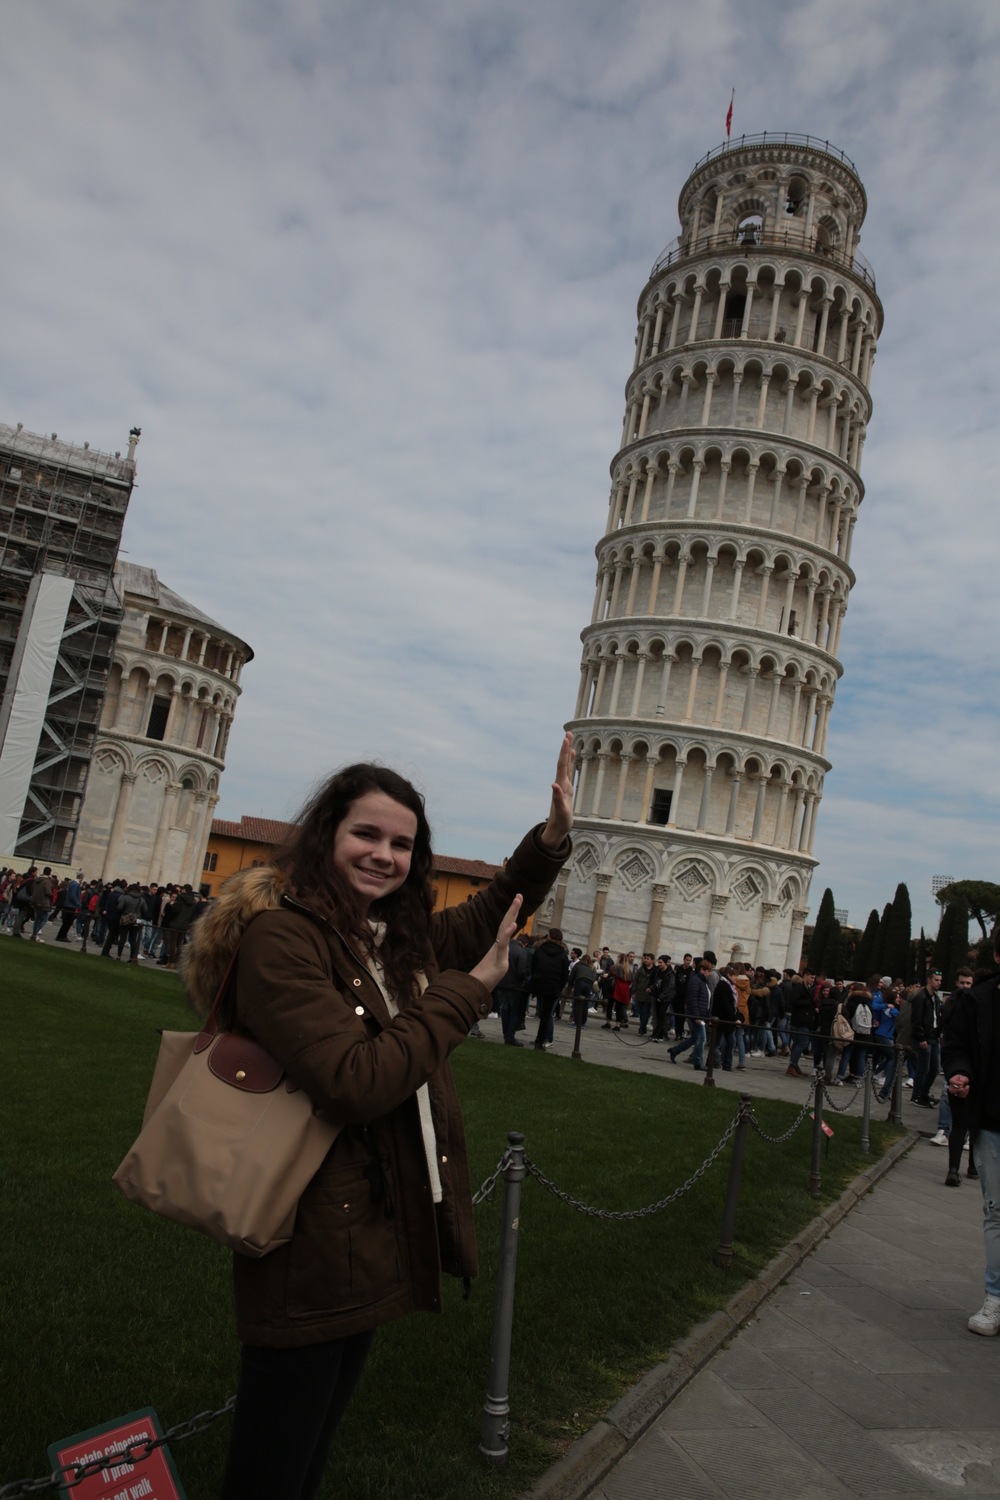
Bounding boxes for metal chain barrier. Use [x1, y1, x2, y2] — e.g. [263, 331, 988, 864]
[521, 1106, 742, 1221]
[0, 1399, 236, 1498]
[471, 1151, 512, 1207]
[609, 1027, 654, 1048]
[746, 1091, 815, 1144]
[821, 1078, 863, 1113]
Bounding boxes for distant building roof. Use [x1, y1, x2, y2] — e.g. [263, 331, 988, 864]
[210, 816, 501, 878]
[211, 815, 295, 846]
[433, 854, 501, 880]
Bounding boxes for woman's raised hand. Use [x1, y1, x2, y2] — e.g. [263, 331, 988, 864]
[540, 731, 575, 850]
[470, 895, 523, 993]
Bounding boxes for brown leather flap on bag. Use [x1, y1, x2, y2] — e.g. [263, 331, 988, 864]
[207, 1032, 284, 1093]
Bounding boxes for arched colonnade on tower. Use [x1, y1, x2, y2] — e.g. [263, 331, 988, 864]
[571, 731, 823, 855]
[607, 434, 862, 554]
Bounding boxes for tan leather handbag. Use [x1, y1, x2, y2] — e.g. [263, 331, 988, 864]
[113, 951, 340, 1257]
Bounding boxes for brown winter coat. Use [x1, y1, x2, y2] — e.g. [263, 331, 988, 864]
[182, 825, 569, 1347]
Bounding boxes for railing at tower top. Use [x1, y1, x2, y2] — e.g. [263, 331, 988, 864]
[649, 228, 876, 293]
[690, 134, 859, 174]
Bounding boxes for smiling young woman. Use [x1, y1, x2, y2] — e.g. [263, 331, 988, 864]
[181, 734, 575, 1500]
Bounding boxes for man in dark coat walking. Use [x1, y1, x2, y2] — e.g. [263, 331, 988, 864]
[530, 928, 570, 1051]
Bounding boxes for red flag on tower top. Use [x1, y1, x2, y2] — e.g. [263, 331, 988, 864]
[726, 88, 734, 139]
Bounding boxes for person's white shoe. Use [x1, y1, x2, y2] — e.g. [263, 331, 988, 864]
[929, 1130, 949, 1146]
[968, 1296, 1000, 1336]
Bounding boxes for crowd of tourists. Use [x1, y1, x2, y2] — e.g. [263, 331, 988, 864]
[0, 864, 202, 967]
[493, 938, 967, 1099]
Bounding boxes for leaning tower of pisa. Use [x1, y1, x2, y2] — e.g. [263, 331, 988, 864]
[552, 133, 882, 969]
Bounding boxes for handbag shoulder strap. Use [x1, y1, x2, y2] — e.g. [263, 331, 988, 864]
[201, 943, 245, 1039]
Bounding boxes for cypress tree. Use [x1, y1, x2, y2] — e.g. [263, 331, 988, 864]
[884, 882, 913, 982]
[915, 927, 928, 985]
[807, 888, 839, 975]
[873, 901, 894, 977]
[935, 900, 970, 989]
[854, 908, 880, 981]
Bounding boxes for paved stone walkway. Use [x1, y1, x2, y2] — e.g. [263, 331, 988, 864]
[592, 1140, 997, 1499]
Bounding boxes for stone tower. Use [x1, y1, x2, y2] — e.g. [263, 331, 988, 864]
[554, 133, 882, 969]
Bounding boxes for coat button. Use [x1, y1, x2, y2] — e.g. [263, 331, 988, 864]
[440, 1155, 448, 1164]
[355, 1005, 365, 1016]
[352, 978, 362, 987]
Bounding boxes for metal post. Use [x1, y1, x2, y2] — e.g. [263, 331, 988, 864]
[704, 1019, 718, 1087]
[480, 1132, 526, 1467]
[571, 1001, 584, 1062]
[809, 1070, 824, 1196]
[860, 1054, 872, 1154]
[889, 1043, 905, 1125]
[715, 1095, 751, 1267]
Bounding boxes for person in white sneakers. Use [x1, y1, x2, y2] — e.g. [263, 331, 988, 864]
[942, 933, 1000, 1335]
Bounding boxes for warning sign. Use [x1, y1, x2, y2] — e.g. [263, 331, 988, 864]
[47, 1408, 186, 1500]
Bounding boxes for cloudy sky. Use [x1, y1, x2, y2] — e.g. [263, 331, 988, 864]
[3, 0, 997, 935]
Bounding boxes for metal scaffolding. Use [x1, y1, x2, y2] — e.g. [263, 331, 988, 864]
[0, 423, 138, 863]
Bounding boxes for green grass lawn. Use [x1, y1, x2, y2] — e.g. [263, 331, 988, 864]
[1, 944, 902, 1499]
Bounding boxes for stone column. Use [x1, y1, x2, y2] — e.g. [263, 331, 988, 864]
[639, 755, 659, 821]
[587, 873, 614, 953]
[639, 466, 658, 523]
[751, 774, 768, 841]
[757, 900, 781, 967]
[624, 559, 642, 615]
[574, 753, 591, 814]
[683, 657, 702, 721]
[655, 654, 674, 716]
[672, 553, 691, 614]
[611, 754, 633, 820]
[629, 653, 649, 716]
[645, 552, 664, 613]
[728, 559, 745, 620]
[149, 780, 181, 884]
[590, 753, 610, 818]
[706, 893, 729, 955]
[643, 883, 671, 955]
[665, 760, 686, 827]
[687, 284, 704, 342]
[608, 653, 626, 716]
[714, 459, 731, 519]
[712, 662, 730, 726]
[700, 555, 717, 617]
[740, 668, 759, 731]
[724, 773, 742, 835]
[550, 870, 571, 929]
[754, 565, 773, 627]
[102, 771, 137, 880]
[765, 671, 783, 737]
[786, 908, 809, 970]
[686, 459, 705, 518]
[182, 793, 209, 884]
[696, 760, 715, 830]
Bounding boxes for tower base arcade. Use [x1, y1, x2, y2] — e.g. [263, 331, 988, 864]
[540, 818, 811, 969]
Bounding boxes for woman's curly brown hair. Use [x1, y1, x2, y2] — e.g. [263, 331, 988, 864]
[273, 763, 435, 1004]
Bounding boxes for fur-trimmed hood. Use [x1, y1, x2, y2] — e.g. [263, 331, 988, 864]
[182, 864, 292, 1017]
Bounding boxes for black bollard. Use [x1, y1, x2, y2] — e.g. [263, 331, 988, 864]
[480, 1132, 526, 1467]
[715, 1095, 751, 1267]
[809, 1069, 824, 1196]
[860, 1054, 872, 1154]
[704, 1019, 718, 1088]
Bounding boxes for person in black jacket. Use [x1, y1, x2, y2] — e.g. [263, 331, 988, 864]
[530, 928, 570, 1050]
[941, 931, 1000, 1335]
[910, 971, 942, 1106]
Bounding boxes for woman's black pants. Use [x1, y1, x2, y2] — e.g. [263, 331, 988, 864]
[220, 1330, 376, 1499]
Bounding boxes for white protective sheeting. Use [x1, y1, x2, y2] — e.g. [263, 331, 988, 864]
[0, 572, 75, 851]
